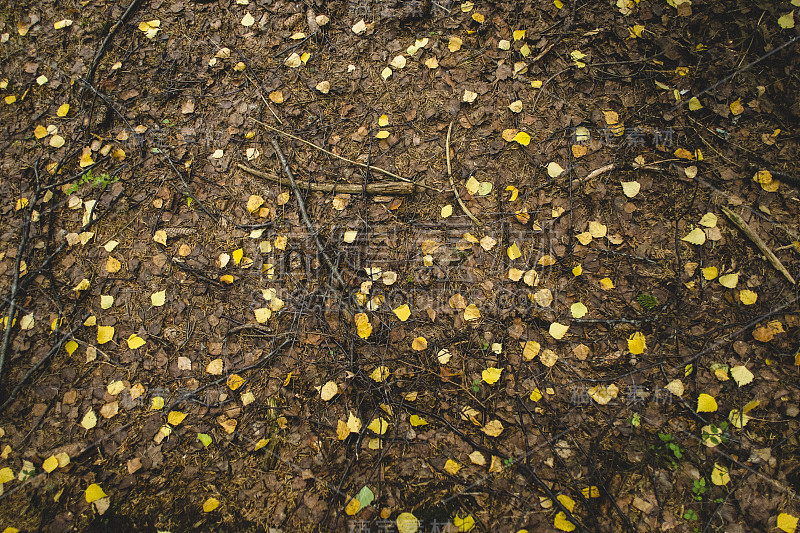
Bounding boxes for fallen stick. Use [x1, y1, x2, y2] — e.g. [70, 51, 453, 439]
[252, 118, 440, 192]
[237, 163, 415, 195]
[721, 205, 796, 285]
[446, 122, 481, 226]
[270, 139, 346, 289]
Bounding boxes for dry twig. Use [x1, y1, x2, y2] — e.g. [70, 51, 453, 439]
[720, 206, 796, 285]
[270, 138, 346, 289]
[237, 163, 416, 195]
[446, 122, 481, 226]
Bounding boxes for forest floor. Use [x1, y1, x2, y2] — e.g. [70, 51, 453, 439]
[0, 0, 799, 531]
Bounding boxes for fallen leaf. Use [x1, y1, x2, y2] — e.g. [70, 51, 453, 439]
[444, 459, 461, 475]
[621, 181, 640, 198]
[697, 393, 718, 413]
[367, 417, 388, 435]
[682, 228, 706, 245]
[730, 365, 753, 386]
[481, 419, 504, 437]
[627, 332, 646, 355]
[85, 484, 107, 503]
[355, 312, 372, 339]
[97, 326, 114, 344]
[412, 337, 428, 351]
[482, 367, 502, 384]
[203, 497, 220, 512]
[320, 381, 338, 401]
[393, 305, 411, 322]
[549, 322, 569, 340]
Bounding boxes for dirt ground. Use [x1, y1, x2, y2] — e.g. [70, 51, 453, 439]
[0, 0, 799, 531]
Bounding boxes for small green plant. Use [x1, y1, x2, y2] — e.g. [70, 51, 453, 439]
[503, 457, 513, 468]
[65, 169, 118, 194]
[658, 432, 683, 460]
[683, 509, 698, 521]
[701, 421, 728, 447]
[636, 293, 658, 310]
[630, 412, 641, 427]
[470, 378, 481, 393]
[692, 478, 706, 501]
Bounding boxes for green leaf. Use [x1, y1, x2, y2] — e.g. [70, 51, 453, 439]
[354, 485, 374, 509]
[197, 433, 213, 447]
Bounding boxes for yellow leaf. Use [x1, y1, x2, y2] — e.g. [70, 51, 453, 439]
[730, 98, 744, 116]
[64, 340, 78, 355]
[444, 459, 462, 475]
[345, 496, 361, 515]
[513, 131, 531, 146]
[682, 228, 706, 245]
[718, 273, 739, 288]
[150, 290, 166, 307]
[375, 130, 390, 139]
[522, 341, 540, 361]
[246, 195, 264, 213]
[778, 513, 799, 532]
[627, 332, 646, 355]
[396, 512, 420, 533]
[337, 419, 350, 440]
[463, 304, 481, 321]
[529, 388, 543, 402]
[42, 455, 59, 473]
[547, 162, 565, 177]
[581, 486, 600, 498]
[739, 290, 757, 305]
[409, 415, 428, 427]
[697, 393, 718, 413]
[106, 256, 121, 273]
[507, 242, 521, 260]
[389, 304, 412, 322]
[730, 365, 753, 386]
[57, 103, 70, 117]
[688, 97, 703, 110]
[572, 264, 583, 276]
[588, 221, 607, 238]
[232, 248, 244, 265]
[554, 511, 576, 531]
[710, 463, 729, 486]
[674, 147, 694, 159]
[320, 380, 338, 401]
[570, 302, 588, 318]
[167, 411, 187, 426]
[227, 374, 246, 390]
[0, 467, 14, 484]
[778, 11, 796, 29]
[424, 57, 439, 69]
[448, 36, 463, 52]
[370, 366, 390, 383]
[127, 334, 145, 349]
[367, 417, 388, 435]
[482, 367, 502, 384]
[254, 307, 272, 324]
[153, 230, 167, 245]
[702, 266, 718, 280]
[472, 13, 485, 23]
[549, 322, 569, 340]
[85, 483, 107, 503]
[203, 497, 220, 512]
[453, 514, 474, 532]
[412, 336, 428, 351]
[206, 358, 224, 375]
[97, 325, 115, 344]
[482, 419, 504, 437]
[355, 312, 372, 339]
[621, 181, 640, 198]
[254, 438, 269, 451]
[150, 396, 164, 410]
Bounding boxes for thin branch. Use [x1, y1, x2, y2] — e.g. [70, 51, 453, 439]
[446, 121, 481, 226]
[721, 206, 796, 285]
[252, 118, 440, 192]
[270, 138, 345, 289]
[237, 163, 416, 195]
